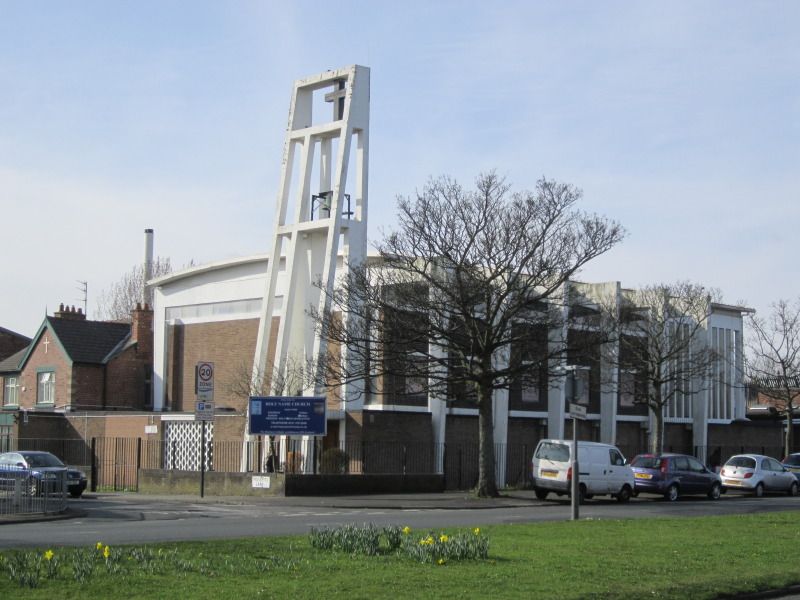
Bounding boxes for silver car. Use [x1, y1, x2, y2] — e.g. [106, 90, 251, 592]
[720, 454, 798, 497]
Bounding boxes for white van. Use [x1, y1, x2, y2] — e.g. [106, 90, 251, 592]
[531, 439, 634, 502]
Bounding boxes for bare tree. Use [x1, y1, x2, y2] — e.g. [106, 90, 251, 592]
[95, 257, 174, 321]
[745, 298, 800, 457]
[313, 172, 624, 497]
[603, 282, 720, 454]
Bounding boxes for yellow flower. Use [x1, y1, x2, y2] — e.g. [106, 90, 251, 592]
[439, 534, 449, 543]
[437, 558, 446, 565]
[44, 550, 54, 561]
[402, 526, 411, 535]
[96, 542, 103, 550]
[473, 527, 480, 535]
[103, 546, 110, 559]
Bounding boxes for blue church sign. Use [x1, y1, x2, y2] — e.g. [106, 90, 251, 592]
[248, 396, 327, 436]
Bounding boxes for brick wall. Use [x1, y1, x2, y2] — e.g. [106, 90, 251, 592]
[616, 421, 647, 458]
[17, 327, 70, 410]
[106, 346, 151, 410]
[70, 364, 105, 410]
[361, 410, 433, 444]
[361, 410, 434, 474]
[165, 318, 261, 413]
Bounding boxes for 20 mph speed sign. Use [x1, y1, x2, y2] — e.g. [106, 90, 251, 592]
[196, 362, 214, 402]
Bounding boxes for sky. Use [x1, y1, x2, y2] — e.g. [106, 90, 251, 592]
[1, 1, 798, 337]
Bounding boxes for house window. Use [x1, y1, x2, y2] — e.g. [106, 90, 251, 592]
[3, 377, 19, 406]
[37, 371, 55, 406]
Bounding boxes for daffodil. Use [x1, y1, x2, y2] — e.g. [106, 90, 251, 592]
[439, 534, 449, 543]
[437, 558, 446, 565]
[402, 526, 411, 535]
[44, 550, 54, 561]
[96, 542, 103, 550]
[473, 527, 480, 535]
[103, 545, 110, 559]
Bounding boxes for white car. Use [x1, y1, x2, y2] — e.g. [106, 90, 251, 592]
[720, 454, 798, 497]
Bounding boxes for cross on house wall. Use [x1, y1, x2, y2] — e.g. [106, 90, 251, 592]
[42, 336, 50, 353]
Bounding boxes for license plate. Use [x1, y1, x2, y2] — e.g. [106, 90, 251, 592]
[724, 479, 740, 486]
[541, 470, 558, 478]
[634, 473, 652, 480]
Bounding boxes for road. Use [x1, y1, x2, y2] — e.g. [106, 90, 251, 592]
[1, 491, 799, 549]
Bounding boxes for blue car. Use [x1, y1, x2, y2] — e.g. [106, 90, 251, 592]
[630, 453, 722, 501]
[0, 451, 87, 498]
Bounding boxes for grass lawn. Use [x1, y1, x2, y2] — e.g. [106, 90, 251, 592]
[2, 511, 800, 599]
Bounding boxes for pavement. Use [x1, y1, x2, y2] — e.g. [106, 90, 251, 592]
[137, 489, 545, 510]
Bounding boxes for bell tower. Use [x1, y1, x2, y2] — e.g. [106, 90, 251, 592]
[252, 65, 370, 409]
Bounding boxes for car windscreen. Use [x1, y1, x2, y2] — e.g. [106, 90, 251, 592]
[631, 456, 661, 469]
[725, 456, 756, 469]
[535, 442, 570, 462]
[784, 455, 800, 466]
[23, 454, 65, 468]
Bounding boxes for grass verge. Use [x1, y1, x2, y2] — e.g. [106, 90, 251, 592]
[2, 511, 800, 599]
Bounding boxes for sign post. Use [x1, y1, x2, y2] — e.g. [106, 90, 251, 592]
[565, 365, 590, 521]
[195, 362, 215, 498]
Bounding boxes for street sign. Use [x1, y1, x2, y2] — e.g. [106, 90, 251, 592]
[195, 401, 215, 421]
[248, 396, 327, 436]
[196, 362, 214, 402]
[569, 403, 587, 420]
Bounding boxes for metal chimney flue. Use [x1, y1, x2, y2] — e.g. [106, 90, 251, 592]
[143, 228, 154, 306]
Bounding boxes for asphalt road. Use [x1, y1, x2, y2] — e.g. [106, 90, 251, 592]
[2, 491, 799, 549]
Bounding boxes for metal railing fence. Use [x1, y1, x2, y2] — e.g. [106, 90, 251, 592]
[0, 466, 68, 517]
[2, 435, 795, 495]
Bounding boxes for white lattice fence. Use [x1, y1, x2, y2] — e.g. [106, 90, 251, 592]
[164, 421, 213, 471]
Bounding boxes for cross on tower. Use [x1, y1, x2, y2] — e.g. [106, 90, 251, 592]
[324, 79, 347, 120]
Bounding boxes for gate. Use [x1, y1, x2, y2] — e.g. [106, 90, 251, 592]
[92, 438, 141, 492]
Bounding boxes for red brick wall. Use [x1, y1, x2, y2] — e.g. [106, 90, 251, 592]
[105, 346, 151, 410]
[361, 410, 433, 445]
[17, 327, 70, 410]
[69, 364, 105, 410]
[165, 318, 263, 413]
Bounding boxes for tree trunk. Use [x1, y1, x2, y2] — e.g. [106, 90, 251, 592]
[475, 385, 498, 497]
[785, 405, 794, 459]
[649, 404, 665, 454]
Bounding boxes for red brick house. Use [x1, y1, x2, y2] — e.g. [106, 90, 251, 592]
[0, 303, 153, 413]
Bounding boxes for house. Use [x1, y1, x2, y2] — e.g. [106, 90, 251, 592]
[0, 303, 153, 414]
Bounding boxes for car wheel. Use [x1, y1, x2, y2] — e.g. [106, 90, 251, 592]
[665, 484, 679, 502]
[754, 483, 764, 498]
[788, 482, 798, 497]
[534, 488, 549, 501]
[616, 485, 632, 503]
[578, 483, 587, 504]
[69, 490, 83, 499]
[708, 483, 721, 500]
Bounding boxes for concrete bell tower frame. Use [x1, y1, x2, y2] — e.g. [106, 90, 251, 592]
[251, 65, 369, 424]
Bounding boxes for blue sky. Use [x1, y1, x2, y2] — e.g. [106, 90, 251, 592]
[1, 2, 798, 336]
